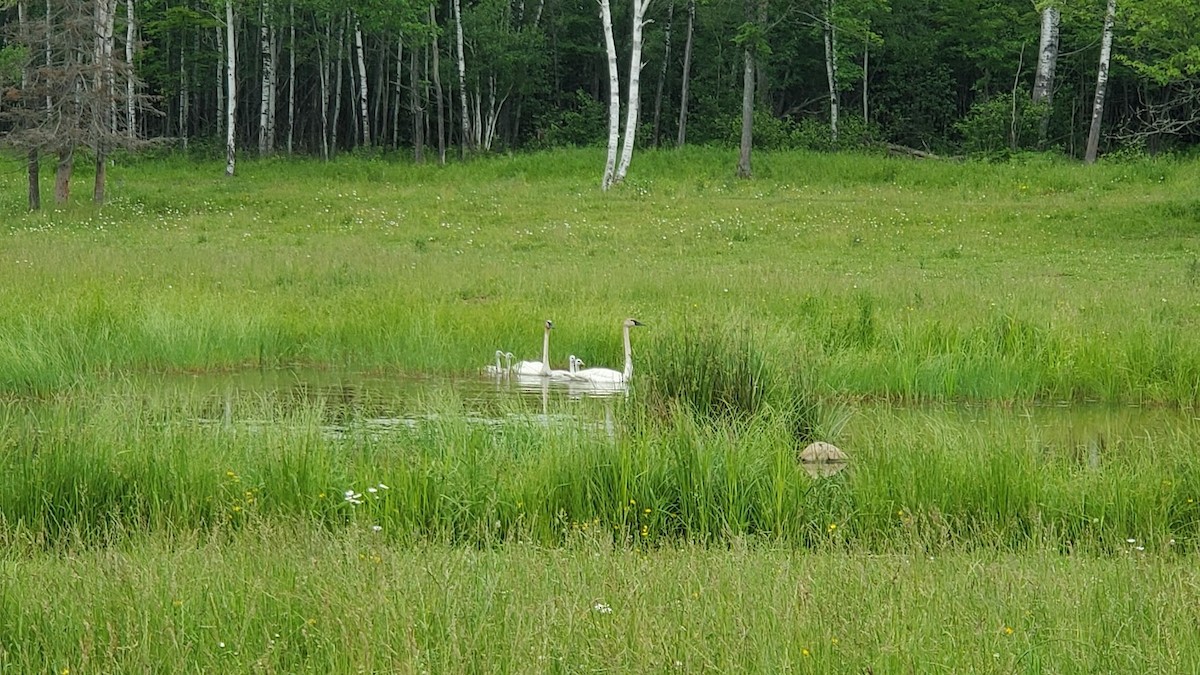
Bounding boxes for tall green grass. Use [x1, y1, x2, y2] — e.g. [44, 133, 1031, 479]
[0, 149, 1198, 404]
[2, 528, 1199, 673]
[1, 383, 1195, 552]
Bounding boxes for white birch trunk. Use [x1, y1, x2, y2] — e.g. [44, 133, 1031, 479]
[225, 0, 237, 176]
[354, 16, 371, 146]
[1032, 6, 1060, 104]
[823, 0, 838, 143]
[599, 0, 620, 190]
[287, 0, 295, 154]
[268, 23, 277, 152]
[1032, 5, 1060, 145]
[676, 0, 695, 147]
[614, 0, 651, 183]
[258, 2, 271, 155]
[1084, 0, 1115, 164]
[453, 0, 471, 153]
[125, 0, 136, 139]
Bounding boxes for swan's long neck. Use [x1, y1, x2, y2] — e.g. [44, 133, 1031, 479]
[541, 327, 551, 373]
[622, 325, 634, 381]
[494, 350, 503, 370]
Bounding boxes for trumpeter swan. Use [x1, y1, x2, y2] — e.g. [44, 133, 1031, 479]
[573, 318, 644, 384]
[513, 320, 554, 377]
[484, 349, 507, 375]
[550, 355, 585, 380]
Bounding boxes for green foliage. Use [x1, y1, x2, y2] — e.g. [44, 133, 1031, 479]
[955, 93, 1047, 156]
[531, 90, 606, 147]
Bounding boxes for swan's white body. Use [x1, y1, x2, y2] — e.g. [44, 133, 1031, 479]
[573, 318, 643, 384]
[513, 321, 554, 377]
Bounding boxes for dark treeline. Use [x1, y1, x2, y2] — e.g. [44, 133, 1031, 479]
[0, 0, 1197, 169]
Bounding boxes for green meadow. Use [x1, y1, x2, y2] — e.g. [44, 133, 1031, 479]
[1, 147, 1199, 671]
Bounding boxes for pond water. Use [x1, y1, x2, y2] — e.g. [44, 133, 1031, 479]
[25, 367, 1200, 454]
[125, 368, 628, 436]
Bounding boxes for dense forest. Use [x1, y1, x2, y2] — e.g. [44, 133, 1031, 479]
[0, 0, 1197, 180]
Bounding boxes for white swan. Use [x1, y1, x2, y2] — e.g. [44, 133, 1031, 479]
[513, 320, 554, 377]
[484, 349, 508, 376]
[573, 318, 644, 384]
[550, 355, 585, 380]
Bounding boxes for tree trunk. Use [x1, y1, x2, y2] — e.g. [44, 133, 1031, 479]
[318, 17, 330, 160]
[18, 0, 41, 211]
[27, 150, 41, 211]
[225, 0, 237, 176]
[287, 0, 295, 154]
[411, 45, 424, 161]
[453, 0, 471, 155]
[651, 0, 674, 147]
[431, 4, 446, 164]
[125, 0, 136, 139]
[823, 0, 839, 144]
[676, 0, 695, 147]
[1084, 0, 1116, 164]
[94, 0, 115, 204]
[332, 14, 345, 154]
[1032, 5, 1060, 146]
[615, 0, 651, 183]
[216, 25, 224, 137]
[180, 44, 190, 149]
[736, 37, 754, 178]
[599, 0, 620, 190]
[56, 147, 74, 204]
[354, 17, 371, 146]
[259, 1, 271, 155]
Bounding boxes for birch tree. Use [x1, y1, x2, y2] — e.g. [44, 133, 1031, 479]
[225, 0, 237, 175]
[1032, 3, 1060, 145]
[599, 0, 620, 190]
[258, 1, 271, 154]
[353, 13, 370, 146]
[125, 0, 136, 139]
[823, 0, 839, 143]
[613, 0, 652, 183]
[452, 0, 470, 153]
[1084, 0, 1116, 164]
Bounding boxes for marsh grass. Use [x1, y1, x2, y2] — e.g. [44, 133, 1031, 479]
[1, 148, 1200, 669]
[0, 148, 1198, 404]
[3, 527, 1200, 673]
[0, 384, 1195, 553]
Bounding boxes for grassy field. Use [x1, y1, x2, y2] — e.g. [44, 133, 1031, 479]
[0, 147, 1198, 671]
